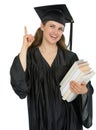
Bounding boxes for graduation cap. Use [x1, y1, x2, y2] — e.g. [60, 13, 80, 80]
[34, 4, 74, 50]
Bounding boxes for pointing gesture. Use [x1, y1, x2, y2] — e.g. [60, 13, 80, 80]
[19, 26, 34, 71]
[23, 26, 34, 49]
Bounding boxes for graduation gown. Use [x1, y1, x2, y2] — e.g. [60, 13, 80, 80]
[10, 46, 93, 130]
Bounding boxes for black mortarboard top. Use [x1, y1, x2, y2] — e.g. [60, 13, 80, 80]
[34, 4, 74, 50]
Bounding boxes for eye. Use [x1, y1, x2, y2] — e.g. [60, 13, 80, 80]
[58, 27, 64, 32]
[49, 24, 55, 28]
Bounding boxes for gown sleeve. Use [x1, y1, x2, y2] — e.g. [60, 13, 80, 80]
[10, 55, 29, 99]
[81, 81, 94, 128]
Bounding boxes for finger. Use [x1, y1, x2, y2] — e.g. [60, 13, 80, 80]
[24, 26, 27, 35]
[70, 85, 80, 94]
[70, 81, 81, 94]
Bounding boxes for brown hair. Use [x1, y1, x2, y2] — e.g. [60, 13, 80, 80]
[30, 21, 67, 49]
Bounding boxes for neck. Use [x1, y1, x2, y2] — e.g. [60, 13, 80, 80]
[39, 41, 58, 52]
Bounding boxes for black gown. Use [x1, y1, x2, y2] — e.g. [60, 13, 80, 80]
[10, 46, 93, 130]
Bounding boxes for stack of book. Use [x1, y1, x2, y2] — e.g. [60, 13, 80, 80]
[60, 59, 95, 102]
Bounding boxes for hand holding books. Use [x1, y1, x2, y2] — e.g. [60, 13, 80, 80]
[60, 59, 95, 102]
[70, 80, 88, 95]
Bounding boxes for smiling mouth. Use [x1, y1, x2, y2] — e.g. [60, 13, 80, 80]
[50, 35, 58, 40]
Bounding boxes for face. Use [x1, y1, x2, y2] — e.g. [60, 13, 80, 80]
[41, 21, 64, 45]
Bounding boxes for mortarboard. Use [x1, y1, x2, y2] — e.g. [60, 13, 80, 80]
[34, 4, 74, 50]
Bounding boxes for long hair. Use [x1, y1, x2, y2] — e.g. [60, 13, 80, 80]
[29, 21, 67, 49]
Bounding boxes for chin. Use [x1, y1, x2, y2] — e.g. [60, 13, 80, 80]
[49, 39, 58, 44]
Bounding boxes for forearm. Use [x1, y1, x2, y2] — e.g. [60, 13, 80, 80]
[19, 45, 28, 71]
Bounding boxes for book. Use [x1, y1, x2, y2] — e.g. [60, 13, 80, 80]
[60, 60, 95, 102]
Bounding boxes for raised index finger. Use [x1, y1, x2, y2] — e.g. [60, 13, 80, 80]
[24, 26, 27, 35]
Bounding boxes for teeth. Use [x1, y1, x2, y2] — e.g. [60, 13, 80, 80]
[51, 35, 57, 38]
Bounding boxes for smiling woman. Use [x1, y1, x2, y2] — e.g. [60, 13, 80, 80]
[10, 4, 94, 130]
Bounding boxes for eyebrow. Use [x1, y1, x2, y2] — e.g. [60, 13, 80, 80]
[49, 23, 64, 28]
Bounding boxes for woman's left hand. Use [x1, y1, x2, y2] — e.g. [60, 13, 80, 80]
[70, 80, 88, 94]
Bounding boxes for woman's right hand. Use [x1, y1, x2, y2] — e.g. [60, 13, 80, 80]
[23, 26, 34, 49]
[19, 26, 34, 71]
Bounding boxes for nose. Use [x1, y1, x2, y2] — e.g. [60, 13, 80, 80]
[53, 28, 59, 34]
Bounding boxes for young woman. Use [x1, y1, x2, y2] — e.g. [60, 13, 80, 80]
[10, 4, 93, 130]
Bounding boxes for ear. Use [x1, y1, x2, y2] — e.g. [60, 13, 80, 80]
[40, 23, 44, 31]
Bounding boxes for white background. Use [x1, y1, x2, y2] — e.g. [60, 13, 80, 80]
[0, 0, 95, 130]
